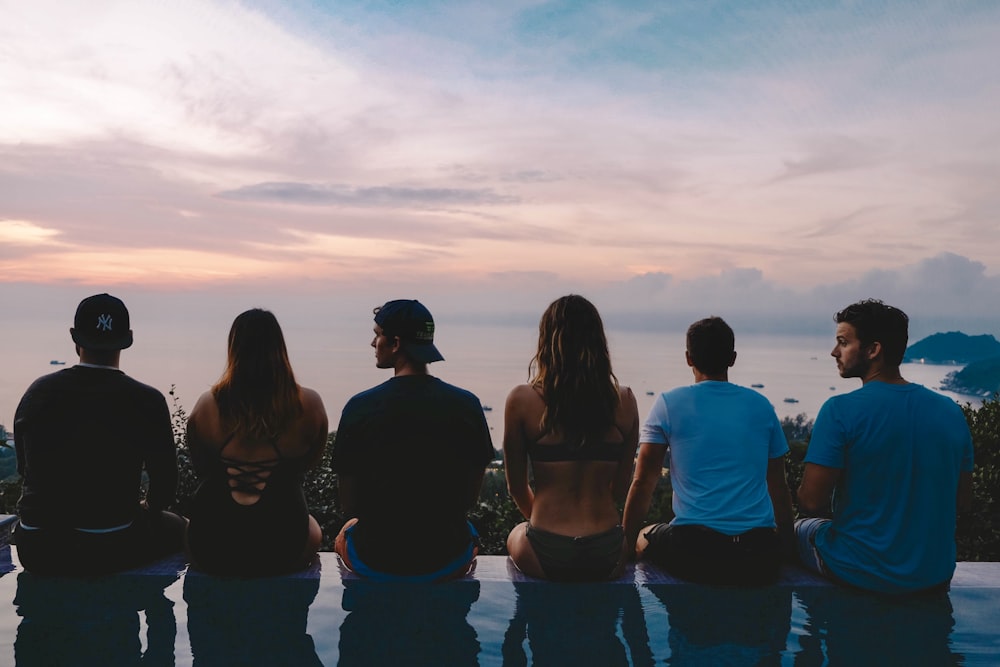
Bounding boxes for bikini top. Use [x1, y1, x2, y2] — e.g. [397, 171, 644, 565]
[218, 432, 283, 498]
[527, 431, 624, 463]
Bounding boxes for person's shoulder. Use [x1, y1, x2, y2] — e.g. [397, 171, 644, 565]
[117, 372, 168, 401]
[430, 376, 483, 407]
[298, 385, 327, 411]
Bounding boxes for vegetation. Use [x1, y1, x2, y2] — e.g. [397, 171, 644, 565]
[2, 393, 998, 562]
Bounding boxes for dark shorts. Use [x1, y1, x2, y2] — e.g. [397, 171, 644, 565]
[341, 520, 479, 582]
[14, 508, 185, 576]
[641, 523, 781, 586]
[526, 524, 624, 582]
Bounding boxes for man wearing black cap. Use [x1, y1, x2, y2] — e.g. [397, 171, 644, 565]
[13, 294, 185, 574]
[332, 299, 494, 580]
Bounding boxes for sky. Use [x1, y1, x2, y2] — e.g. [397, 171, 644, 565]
[2, 0, 1000, 335]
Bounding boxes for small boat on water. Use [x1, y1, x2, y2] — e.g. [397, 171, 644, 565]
[783, 397, 799, 403]
[751, 383, 764, 388]
[645, 391, 655, 396]
[49, 360, 66, 365]
[482, 405, 493, 412]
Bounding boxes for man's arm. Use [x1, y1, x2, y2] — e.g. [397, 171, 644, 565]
[622, 443, 666, 555]
[797, 463, 841, 515]
[145, 394, 178, 511]
[766, 456, 796, 558]
[957, 470, 973, 513]
[338, 474, 359, 518]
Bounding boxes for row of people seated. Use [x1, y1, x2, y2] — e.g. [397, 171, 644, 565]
[10, 293, 973, 594]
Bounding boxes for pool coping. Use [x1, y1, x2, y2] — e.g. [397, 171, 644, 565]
[4, 546, 998, 588]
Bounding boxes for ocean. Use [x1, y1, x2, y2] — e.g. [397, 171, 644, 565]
[0, 317, 979, 447]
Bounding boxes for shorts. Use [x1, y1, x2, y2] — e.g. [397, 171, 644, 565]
[641, 522, 781, 586]
[340, 520, 479, 582]
[525, 524, 624, 582]
[14, 508, 185, 575]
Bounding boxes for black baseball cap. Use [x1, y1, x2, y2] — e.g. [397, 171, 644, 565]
[373, 299, 444, 364]
[71, 293, 134, 350]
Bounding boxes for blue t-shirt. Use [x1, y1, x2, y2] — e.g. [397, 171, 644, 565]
[806, 381, 974, 593]
[641, 381, 789, 535]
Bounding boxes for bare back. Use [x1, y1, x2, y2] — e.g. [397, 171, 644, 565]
[504, 385, 639, 535]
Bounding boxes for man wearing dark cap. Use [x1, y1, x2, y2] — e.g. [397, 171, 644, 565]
[332, 299, 494, 580]
[13, 294, 185, 574]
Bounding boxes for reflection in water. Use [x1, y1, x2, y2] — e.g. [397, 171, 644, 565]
[13, 571, 178, 666]
[502, 583, 654, 667]
[794, 587, 962, 666]
[184, 574, 322, 667]
[648, 584, 792, 666]
[338, 579, 481, 666]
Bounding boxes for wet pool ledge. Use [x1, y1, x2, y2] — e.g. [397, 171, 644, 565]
[3, 544, 998, 588]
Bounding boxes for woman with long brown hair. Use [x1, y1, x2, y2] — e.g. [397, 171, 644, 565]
[504, 295, 639, 581]
[186, 309, 328, 576]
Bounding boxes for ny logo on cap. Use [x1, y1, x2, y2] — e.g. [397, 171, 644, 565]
[97, 314, 114, 332]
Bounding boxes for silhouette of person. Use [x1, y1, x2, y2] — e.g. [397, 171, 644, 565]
[501, 581, 654, 667]
[338, 578, 482, 666]
[184, 572, 323, 667]
[13, 570, 178, 666]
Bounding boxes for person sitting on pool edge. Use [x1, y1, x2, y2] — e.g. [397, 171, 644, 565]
[332, 299, 494, 581]
[13, 293, 185, 575]
[796, 299, 974, 594]
[623, 316, 795, 585]
[503, 295, 639, 581]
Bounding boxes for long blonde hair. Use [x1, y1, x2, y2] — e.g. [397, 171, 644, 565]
[530, 295, 620, 444]
[212, 309, 302, 439]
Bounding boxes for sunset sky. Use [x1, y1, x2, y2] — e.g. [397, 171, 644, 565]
[2, 0, 999, 333]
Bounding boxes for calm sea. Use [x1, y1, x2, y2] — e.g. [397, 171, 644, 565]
[0, 317, 980, 447]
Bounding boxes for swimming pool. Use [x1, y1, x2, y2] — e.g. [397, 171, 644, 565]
[1, 551, 998, 665]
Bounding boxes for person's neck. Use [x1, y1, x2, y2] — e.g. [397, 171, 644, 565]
[393, 359, 428, 377]
[693, 369, 728, 383]
[861, 364, 906, 385]
[77, 348, 121, 369]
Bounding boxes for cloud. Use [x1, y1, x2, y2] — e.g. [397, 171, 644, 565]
[215, 182, 519, 207]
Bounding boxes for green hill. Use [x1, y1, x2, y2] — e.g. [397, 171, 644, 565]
[904, 332, 1000, 364]
[941, 357, 1000, 397]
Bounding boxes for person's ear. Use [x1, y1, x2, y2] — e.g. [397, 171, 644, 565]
[729, 351, 737, 368]
[867, 341, 882, 361]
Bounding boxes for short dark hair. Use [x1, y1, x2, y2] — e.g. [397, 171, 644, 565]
[686, 316, 735, 375]
[834, 299, 909, 367]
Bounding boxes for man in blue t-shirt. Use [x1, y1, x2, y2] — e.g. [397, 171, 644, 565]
[624, 316, 795, 585]
[796, 299, 974, 594]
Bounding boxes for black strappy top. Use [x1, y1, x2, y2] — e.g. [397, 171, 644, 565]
[527, 436, 623, 463]
[218, 432, 282, 498]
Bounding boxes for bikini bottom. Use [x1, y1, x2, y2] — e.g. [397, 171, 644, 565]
[525, 524, 624, 582]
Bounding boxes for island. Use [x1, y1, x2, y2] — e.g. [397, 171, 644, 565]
[903, 331, 1000, 397]
[904, 331, 1000, 364]
[941, 358, 1000, 398]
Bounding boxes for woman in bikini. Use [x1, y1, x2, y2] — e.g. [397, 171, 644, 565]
[185, 309, 328, 576]
[504, 295, 639, 581]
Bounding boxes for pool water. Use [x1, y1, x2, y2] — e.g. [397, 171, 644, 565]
[1, 553, 998, 666]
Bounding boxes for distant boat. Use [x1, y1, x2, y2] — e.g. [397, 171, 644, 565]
[829, 386, 836, 390]
[645, 391, 655, 396]
[783, 397, 799, 403]
[482, 405, 493, 412]
[751, 383, 764, 388]
[49, 360, 66, 365]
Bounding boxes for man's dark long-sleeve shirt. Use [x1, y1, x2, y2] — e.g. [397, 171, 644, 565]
[15, 365, 177, 530]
